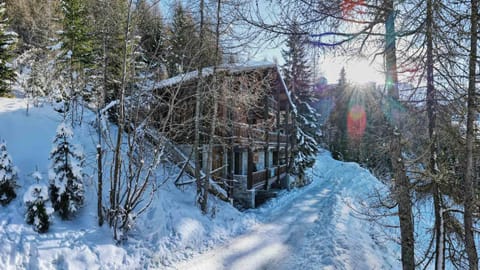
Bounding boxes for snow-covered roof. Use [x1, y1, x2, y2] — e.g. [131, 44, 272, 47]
[153, 61, 295, 109]
[154, 61, 277, 90]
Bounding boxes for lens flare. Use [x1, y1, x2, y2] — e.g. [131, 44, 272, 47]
[347, 104, 367, 140]
[341, 0, 365, 17]
[382, 96, 406, 129]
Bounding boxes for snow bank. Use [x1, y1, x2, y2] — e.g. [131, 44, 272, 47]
[172, 151, 401, 270]
[0, 97, 257, 269]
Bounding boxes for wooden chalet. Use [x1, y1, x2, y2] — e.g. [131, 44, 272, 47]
[152, 61, 295, 208]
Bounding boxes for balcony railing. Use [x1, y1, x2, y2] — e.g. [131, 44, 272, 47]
[248, 164, 288, 189]
[232, 123, 288, 144]
[252, 169, 268, 188]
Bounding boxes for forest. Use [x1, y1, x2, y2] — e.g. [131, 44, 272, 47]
[0, 0, 479, 269]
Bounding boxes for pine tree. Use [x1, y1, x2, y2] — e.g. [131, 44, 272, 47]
[166, 3, 199, 76]
[48, 122, 85, 219]
[90, 0, 129, 120]
[57, 0, 94, 118]
[329, 67, 350, 160]
[135, 0, 167, 79]
[24, 170, 52, 233]
[281, 22, 320, 184]
[0, 141, 17, 205]
[59, 0, 94, 70]
[0, 1, 17, 97]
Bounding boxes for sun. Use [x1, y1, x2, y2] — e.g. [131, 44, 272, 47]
[320, 56, 384, 85]
[346, 58, 384, 85]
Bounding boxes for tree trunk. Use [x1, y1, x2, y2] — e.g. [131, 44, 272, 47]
[97, 135, 104, 226]
[110, 0, 133, 240]
[194, 0, 206, 210]
[426, 0, 444, 268]
[464, 0, 478, 268]
[201, 0, 223, 213]
[384, 1, 415, 269]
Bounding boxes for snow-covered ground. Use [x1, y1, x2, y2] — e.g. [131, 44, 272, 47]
[171, 152, 401, 270]
[0, 97, 400, 269]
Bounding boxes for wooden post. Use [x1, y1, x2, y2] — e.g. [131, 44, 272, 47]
[247, 147, 253, 189]
[284, 103, 290, 173]
[263, 93, 270, 190]
[276, 92, 281, 183]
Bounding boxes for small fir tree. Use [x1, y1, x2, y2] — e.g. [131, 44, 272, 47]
[48, 122, 85, 219]
[0, 141, 17, 205]
[0, 1, 17, 97]
[292, 102, 320, 183]
[24, 170, 52, 233]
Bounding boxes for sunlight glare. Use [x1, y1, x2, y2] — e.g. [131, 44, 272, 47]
[346, 58, 383, 85]
[320, 56, 383, 85]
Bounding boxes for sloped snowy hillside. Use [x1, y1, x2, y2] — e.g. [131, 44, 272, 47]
[0, 98, 257, 269]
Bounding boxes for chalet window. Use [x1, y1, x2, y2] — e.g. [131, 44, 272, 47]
[234, 152, 241, 175]
[273, 151, 278, 165]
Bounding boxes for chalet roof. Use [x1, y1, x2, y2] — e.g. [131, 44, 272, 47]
[153, 61, 296, 111]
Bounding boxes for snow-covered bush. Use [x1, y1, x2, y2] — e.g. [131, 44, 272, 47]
[48, 122, 85, 219]
[0, 141, 17, 205]
[24, 173, 52, 233]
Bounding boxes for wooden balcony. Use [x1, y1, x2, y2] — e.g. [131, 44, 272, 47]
[248, 164, 288, 189]
[232, 123, 288, 145]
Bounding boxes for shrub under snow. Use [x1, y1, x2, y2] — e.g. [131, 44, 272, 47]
[24, 183, 53, 233]
[0, 141, 17, 205]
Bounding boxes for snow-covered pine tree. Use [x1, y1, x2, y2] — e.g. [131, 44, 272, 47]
[0, 141, 17, 205]
[24, 170, 52, 233]
[281, 22, 320, 185]
[0, 1, 17, 97]
[48, 122, 85, 219]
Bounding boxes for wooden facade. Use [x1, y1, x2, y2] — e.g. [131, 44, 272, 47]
[152, 62, 294, 207]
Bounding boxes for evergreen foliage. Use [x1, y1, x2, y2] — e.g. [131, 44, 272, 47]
[5, 0, 59, 48]
[329, 68, 349, 160]
[0, 1, 17, 97]
[24, 172, 52, 233]
[166, 3, 198, 77]
[56, 0, 95, 120]
[59, 0, 94, 69]
[165, 3, 221, 78]
[48, 122, 85, 219]
[281, 22, 320, 184]
[0, 141, 17, 205]
[89, 0, 128, 112]
[135, 0, 167, 79]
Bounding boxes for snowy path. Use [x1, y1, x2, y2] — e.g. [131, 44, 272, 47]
[172, 152, 400, 270]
